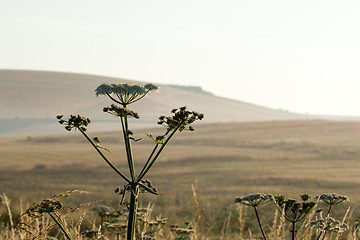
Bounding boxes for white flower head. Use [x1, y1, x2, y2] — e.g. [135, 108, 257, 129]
[235, 193, 274, 207]
[129, 84, 146, 94]
[95, 82, 159, 106]
[95, 83, 113, 96]
[145, 83, 159, 91]
[314, 193, 349, 205]
[111, 83, 126, 95]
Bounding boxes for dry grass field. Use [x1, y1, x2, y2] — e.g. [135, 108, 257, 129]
[1, 119, 360, 238]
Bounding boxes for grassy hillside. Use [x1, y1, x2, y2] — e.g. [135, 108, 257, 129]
[0, 70, 307, 136]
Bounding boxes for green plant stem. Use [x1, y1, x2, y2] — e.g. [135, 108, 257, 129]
[48, 212, 72, 240]
[78, 127, 131, 183]
[253, 206, 267, 240]
[127, 184, 139, 240]
[137, 129, 171, 180]
[136, 124, 182, 182]
[327, 204, 333, 216]
[120, 116, 135, 181]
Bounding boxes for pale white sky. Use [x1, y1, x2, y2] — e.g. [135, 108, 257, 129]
[1, 0, 360, 116]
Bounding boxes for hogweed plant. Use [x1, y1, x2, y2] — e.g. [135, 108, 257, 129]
[274, 194, 316, 240]
[235, 193, 273, 240]
[18, 190, 87, 240]
[314, 193, 349, 216]
[57, 82, 204, 240]
[309, 193, 350, 240]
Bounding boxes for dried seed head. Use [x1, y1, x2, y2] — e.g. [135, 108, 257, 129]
[158, 106, 204, 132]
[25, 199, 63, 216]
[274, 194, 316, 223]
[103, 104, 140, 119]
[57, 114, 91, 132]
[235, 193, 273, 207]
[314, 193, 349, 205]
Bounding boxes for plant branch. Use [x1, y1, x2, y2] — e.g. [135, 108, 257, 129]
[78, 127, 131, 183]
[136, 123, 182, 182]
[253, 206, 267, 240]
[120, 116, 136, 181]
[137, 144, 159, 181]
[48, 212, 72, 240]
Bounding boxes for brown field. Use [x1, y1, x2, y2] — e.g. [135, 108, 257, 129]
[1, 119, 360, 238]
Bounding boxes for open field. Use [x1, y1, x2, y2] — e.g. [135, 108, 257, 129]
[1, 120, 360, 238]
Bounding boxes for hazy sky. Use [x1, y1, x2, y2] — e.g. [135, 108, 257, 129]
[1, 0, 360, 116]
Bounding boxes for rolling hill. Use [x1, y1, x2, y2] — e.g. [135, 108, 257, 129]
[1, 69, 308, 136]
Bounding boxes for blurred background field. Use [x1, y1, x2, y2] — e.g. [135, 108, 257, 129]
[1, 119, 360, 237]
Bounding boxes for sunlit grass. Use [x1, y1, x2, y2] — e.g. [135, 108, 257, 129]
[2, 120, 360, 238]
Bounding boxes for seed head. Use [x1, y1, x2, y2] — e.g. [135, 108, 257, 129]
[314, 193, 349, 206]
[274, 194, 316, 223]
[95, 83, 113, 96]
[158, 106, 204, 132]
[144, 83, 159, 91]
[57, 114, 91, 132]
[103, 104, 140, 119]
[235, 193, 273, 207]
[25, 199, 63, 217]
[95, 82, 159, 106]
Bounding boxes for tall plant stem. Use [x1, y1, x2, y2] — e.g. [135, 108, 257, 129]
[253, 206, 267, 240]
[291, 222, 296, 240]
[78, 128, 130, 183]
[121, 116, 135, 181]
[327, 204, 333, 216]
[48, 212, 72, 240]
[127, 185, 139, 240]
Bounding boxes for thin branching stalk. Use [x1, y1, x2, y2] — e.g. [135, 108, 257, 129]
[48, 212, 72, 240]
[137, 143, 159, 179]
[78, 127, 131, 183]
[253, 206, 267, 240]
[327, 204, 333, 216]
[120, 116, 136, 181]
[136, 124, 182, 182]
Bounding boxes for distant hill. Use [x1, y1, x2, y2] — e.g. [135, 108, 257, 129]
[0, 69, 310, 136]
